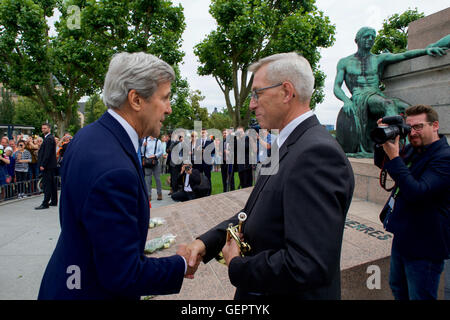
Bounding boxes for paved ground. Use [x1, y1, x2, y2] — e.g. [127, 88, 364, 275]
[0, 189, 383, 300]
[0, 189, 175, 300]
[1, 189, 446, 300]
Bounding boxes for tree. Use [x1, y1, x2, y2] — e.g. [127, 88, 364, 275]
[194, 0, 335, 128]
[173, 89, 209, 129]
[0, 0, 186, 137]
[372, 8, 425, 54]
[208, 108, 233, 131]
[13, 97, 49, 135]
[164, 67, 192, 131]
[84, 94, 107, 126]
[0, 88, 15, 124]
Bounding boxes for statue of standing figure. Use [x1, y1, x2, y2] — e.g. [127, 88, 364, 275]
[334, 27, 447, 157]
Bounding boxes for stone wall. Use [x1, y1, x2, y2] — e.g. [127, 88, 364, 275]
[382, 50, 450, 141]
[407, 7, 450, 50]
[349, 158, 391, 205]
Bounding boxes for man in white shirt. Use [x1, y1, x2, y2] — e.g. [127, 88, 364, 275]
[171, 161, 201, 202]
[141, 136, 163, 200]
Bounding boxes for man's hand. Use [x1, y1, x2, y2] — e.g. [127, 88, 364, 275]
[186, 239, 206, 271]
[382, 135, 400, 160]
[176, 244, 200, 279]
[377, 118, 400, 160]
[342, 100, 354, 116]
[40, 166, 44, 171]
[426, 47, 446, 57]
[221, 236, 241, 266]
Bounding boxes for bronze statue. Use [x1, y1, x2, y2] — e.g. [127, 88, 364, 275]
[334, 27, 446, 157]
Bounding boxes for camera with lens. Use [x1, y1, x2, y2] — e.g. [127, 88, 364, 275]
[249, 118, 261, 134]
[184, 165, 191, 172]
[370, 115, 411, 145]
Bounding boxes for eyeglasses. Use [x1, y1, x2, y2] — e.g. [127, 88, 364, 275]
[250, 83, 283, 101]
[409, 122, 432, 131]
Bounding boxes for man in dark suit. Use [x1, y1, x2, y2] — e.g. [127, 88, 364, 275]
[187, 52, 354, 299]
[235, 126, 253, 188]
[197, 128, 214, 195]
[221, 129, 235, 192]
[167, 132, 184, 194]
[377, 105, 450, 300]
[35, 123, 58, 209]
[38, 52, 198, 300]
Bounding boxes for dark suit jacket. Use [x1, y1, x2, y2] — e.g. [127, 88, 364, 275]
[198, 115, 354, 299]
[177, 168, 201, 191]
[197, 138, 215, 172]
[38, 112, 185, 300]
[235, 135, 252, 172]
[37, 133, 57, 169]
[383, 135, 450, 260]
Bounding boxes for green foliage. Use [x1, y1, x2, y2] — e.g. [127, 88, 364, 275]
[164, 66, 193, 131]
[0, 88, 15, 124]
[13, 97, 49, 135]
[84, 94, 107, 126]
[0, 0, 187, 136]
[208, 109, 233, 131]
[372, 8, 425, 54]
[171, 89, 209, 130]
[194, 0, 335, 128]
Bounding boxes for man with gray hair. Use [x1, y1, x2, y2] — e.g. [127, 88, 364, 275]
[187, 52, 355, 299]
[38, 52, 198, 299]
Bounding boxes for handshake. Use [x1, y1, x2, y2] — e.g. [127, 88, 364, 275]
[175, 237, 242, 279]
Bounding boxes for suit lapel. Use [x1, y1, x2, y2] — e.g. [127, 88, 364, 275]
[97, 112, 148, 194]
[244, 115, 321, 215]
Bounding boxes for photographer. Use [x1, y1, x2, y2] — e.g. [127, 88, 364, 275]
[377, 105, 450, 300]
[171, 161, 201, 202]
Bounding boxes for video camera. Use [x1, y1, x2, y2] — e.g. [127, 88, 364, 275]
[370, 115, 411, 145]
[249, 118, 261, 134]
[371, 115, 411, 190]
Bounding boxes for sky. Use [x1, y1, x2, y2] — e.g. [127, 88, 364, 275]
[171, 0, 450, 126]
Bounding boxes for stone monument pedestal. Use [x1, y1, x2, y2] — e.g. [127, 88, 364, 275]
[382, 50, 450, 141]
[147, 182, 446, 299]
[349, 158, 391, 205]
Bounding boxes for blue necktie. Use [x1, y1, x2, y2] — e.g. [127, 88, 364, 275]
[137, 139, 143, 168]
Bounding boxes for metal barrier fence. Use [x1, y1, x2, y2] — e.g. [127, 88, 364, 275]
[0, 176, 61, 203]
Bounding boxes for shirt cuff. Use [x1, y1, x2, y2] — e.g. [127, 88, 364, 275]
[180, 255, 187, 275]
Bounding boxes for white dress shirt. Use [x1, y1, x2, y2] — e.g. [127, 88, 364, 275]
[107, 109, 187, 274]
[107, 109, 140, 153]
[277, 110, 314, 148]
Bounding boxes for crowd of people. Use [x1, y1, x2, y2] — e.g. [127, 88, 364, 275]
[0, 131, 72, 201]
[140, 127, 275, 202]
[1, 123, 272, 203]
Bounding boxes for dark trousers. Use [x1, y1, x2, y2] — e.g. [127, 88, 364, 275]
[238, 169, 253, 188]
[42, 168, 57, 206]
[15, 171, 28, 194]
[389, 244, 444, 300]
[199, 165, 212, 195]
[169, 164, 181, 192]
[221, 164, 235, 192]
[171, 190, 195, 202]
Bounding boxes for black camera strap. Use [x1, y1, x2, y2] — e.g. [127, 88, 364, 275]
[380, 167, 395, 192]
[378, 138, 408, 192]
